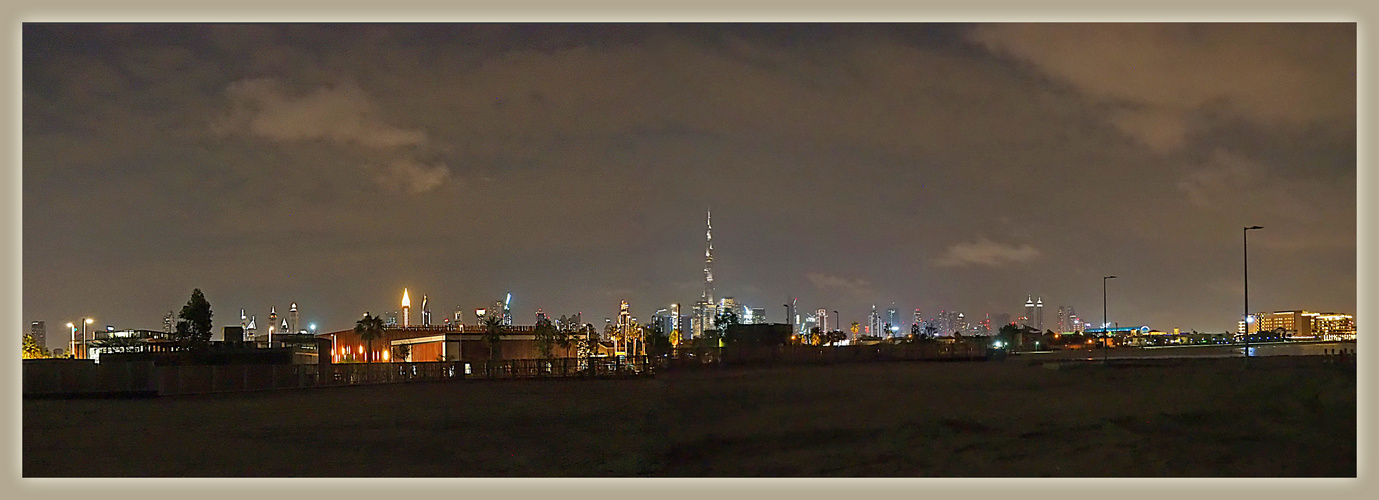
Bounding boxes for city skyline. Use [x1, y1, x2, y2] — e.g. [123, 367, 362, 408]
[22, 24, 1357, 342]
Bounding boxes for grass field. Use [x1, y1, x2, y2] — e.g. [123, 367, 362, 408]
[22, 357, 1356, 477]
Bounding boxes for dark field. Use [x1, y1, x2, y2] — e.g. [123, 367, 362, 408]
[23, 357, 1356, 477]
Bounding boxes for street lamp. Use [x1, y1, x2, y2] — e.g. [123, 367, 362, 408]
[1103, 276, 1116, 363]
[1244, 225, 1264, 361]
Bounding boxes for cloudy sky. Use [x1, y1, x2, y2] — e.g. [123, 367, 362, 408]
[22, 23, 1356, 343]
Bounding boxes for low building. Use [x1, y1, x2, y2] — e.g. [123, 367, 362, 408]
[320, 325, 585, 363]
[1240, 310, 1356, 340]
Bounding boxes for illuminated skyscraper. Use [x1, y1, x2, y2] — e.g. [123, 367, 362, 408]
[401, 289, 411, 327]
[289, 302, 299, 334]
[693, 210, 718, 338]
[240, 309, 248, 330]
[816, 309, 829, 332]
[704, 210, 715, 304]
[268, 306, 278, 337]
[1035, 297, 1044, 331]
[454, 306, 464, 326]
[751, 308, 766, 324]
[421, 295, 430, 326]
[502, 293, 513, 326]
[1023, 296, 1035, 328]
[868, 305, 881, 337]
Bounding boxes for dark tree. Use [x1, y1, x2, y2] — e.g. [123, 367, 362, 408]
[533, 317, 564, 359]
[482, 315, 506, 361]
[714, 309, 739, 332]
[354, 312, 385, 363]
[644, 321, 671, 357]
[176, 288, 214, 346]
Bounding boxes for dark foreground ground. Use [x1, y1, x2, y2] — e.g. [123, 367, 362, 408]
[23, 357, 1355, 477]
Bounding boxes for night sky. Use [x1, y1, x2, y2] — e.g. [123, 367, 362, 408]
[22, 23, 1356, 345]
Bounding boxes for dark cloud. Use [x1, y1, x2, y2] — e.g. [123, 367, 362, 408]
[22, 23, 1356, 344]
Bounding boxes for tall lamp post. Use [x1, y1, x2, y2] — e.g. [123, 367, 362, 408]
[1244, 225, 1264, 361]
[833, 310, 840, 340]
[1103, 276, 1116, 363]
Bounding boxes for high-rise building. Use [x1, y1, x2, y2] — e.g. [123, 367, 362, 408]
[1023, 296, 1035, 328]
[163, 310, 175, 334]
[868, 305, 882, 337]
[751, 307, 766, 325]
[913, 309, 923, 328]
[720, 297, 739, 322]
[502, 293, 513, 326]
[29, 321, 45, 349]
[454, 306, 464, 326]
[1035, 298, 1044, 331]
[816, 309, 829, 332]
[401, 289, 411, 327]
[704, 210, 715, 304]
[536, 309, 548, 324]
[268, 306, 278, 337]
[885, 306, 898, 334]
[421, 295, 431, 326]
[289, 302, 300, 334]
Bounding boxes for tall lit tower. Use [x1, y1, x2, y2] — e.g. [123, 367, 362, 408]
[401, 288, 411, 327]
[289, 302, 299, 334]
[422, 295, 430, 326]
[268, 306, 278, 338]
[704, 209, 715, 303]
[1023, 296, 1035, 327]
[502, 292, 513, 326]
[1035, 297, 1044, 331]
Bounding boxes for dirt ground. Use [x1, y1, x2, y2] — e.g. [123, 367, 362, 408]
[22, 357, 1356, 477]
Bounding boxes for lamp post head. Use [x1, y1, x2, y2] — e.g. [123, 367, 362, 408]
[84, 318, 93, 324]
[1104, 275, 1117, 280]
[1246, 225, 1263, 230]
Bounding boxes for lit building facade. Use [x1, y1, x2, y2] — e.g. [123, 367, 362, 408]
[1241, 310, 1356, 340]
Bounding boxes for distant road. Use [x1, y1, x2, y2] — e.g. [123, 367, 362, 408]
[1011, 340, 1357, 361]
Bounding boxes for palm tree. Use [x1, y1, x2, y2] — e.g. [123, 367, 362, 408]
[481, 315, 506, 362]
[355, 312, 385, 363]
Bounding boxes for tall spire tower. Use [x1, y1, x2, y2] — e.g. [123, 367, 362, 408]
[704, 209, 715, 303]
[401, 288, 411, 327]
